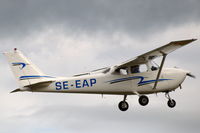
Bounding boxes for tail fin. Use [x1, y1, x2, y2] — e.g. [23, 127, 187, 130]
[4, 48, 54, 87]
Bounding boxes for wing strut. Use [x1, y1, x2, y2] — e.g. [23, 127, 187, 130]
[153, 51, 167, 90]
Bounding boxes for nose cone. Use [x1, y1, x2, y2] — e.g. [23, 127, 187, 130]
[176, 68, 195, 79]
[175, 68, 189, 82]
[164, 68, 189, 90]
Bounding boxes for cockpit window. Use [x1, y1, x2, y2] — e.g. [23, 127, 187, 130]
[120, 69, 128, 75]
[140, 64, 148, 72]
[131, 64, 148, 73]
[115, 68, 128, 75]
[131, 65, 140, 73]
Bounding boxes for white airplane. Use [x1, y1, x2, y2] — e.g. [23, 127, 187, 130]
[4, 39, 197, 111]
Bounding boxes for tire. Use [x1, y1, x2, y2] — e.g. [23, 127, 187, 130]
[167, 99, 176, 108]
[118, 101, 129, 111]
[139, 95, 149, 106]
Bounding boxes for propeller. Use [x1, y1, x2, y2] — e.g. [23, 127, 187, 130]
[179, 72, 195, 90]
[186, 73, 196, 78]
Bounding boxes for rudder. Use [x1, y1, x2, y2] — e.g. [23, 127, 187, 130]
[4, 48, 53, 87]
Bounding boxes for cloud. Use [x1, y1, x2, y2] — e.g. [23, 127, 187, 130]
[0, 0, 200, 39]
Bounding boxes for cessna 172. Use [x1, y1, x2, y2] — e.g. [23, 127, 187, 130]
[4, 39, 197, 111]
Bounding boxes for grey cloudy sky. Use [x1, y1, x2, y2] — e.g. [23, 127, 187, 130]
[0, 0, 200, 133]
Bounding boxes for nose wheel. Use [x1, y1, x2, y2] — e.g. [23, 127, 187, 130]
[167, 99, 176, 108]
[165, 92, 176, 108]
[118, 95, 129, 111]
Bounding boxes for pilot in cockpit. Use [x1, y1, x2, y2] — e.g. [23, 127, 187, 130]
[151, 66, 158, 71]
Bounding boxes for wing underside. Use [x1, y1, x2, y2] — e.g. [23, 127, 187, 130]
[116, 39, 197, 69]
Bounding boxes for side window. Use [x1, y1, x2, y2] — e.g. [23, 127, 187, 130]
[139, 64, 148, 73]
[120, 69, 128, 75]
[131, 64, 147, 74]
[131, 65, 140, 73]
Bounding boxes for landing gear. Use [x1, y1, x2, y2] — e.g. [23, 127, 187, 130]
[165, 92, 176, 108]
[138, 95, 149, 106]
[117, 93, 176, 111]
[118, 95, 129, 111]
[118, 101, 129, 111]
[167, 99, 176, 108]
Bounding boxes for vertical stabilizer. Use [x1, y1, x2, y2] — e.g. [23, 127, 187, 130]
[4, 48, 53, 87]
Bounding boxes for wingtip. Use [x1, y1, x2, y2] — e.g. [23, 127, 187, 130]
[191, 38, 197, 41]
[172, 38, 197, 45]
[182, 38, 197, 42]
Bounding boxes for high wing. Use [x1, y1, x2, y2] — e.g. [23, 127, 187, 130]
[115, 39, 197, 69]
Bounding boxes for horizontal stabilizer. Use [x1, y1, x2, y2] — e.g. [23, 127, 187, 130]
[24, 80, 54, 88]
[10, 80, 54, 93]
[10, 88, 21, 93]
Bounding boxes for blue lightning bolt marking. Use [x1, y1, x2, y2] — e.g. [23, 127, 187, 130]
[107, 76, 172, 86]
[12, 62, 27, 69]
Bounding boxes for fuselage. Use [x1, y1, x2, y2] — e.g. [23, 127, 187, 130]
[30, 68, 188, 95]
[5, 40, 196, 111]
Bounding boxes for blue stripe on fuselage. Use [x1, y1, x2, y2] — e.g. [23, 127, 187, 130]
[107, 76, 172, 86]
[19, 75, 55, 80]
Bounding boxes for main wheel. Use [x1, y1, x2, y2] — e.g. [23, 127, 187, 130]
[138, 95, 149, 106]
[118, 101, 129, 111]
[167, 99, 176, 108]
